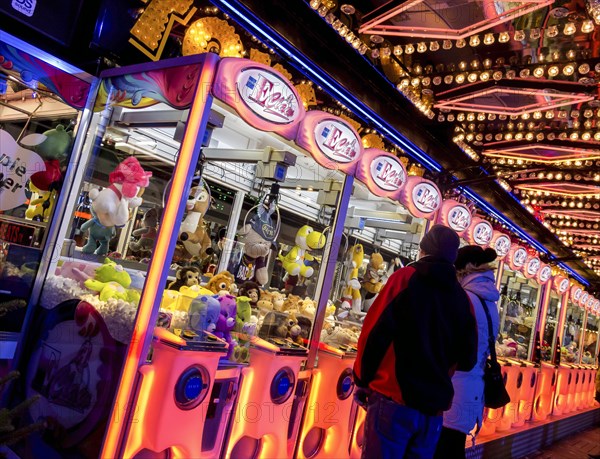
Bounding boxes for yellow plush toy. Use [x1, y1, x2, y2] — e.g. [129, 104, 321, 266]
[278, 225, 325, 278]
[341, 244, 364, 313]
[84, 258, 141, 304]
[363, 252, 385, 294]
[25, 182, 56, 222]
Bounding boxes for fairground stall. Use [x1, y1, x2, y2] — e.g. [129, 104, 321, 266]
[3, 47, 597, 459]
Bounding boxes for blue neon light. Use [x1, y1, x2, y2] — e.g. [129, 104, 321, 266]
[211, 0, 591, 286]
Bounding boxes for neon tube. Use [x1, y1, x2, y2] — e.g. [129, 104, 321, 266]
[209, 0, 590, 287]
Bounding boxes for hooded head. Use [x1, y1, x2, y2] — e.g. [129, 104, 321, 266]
[455, 245, 497, 272]
[419, 224, 460, 263]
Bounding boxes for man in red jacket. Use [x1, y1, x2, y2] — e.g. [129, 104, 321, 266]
[354, 224, 478, 459]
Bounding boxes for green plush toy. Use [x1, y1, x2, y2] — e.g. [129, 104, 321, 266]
[84, 258, 141, 304]
[36, 124, 72, 160]
[235, 296, 253, 333]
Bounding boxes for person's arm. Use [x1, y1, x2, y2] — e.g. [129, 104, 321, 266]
[353, 266, 415, 387]
[456, 293, 478, 372]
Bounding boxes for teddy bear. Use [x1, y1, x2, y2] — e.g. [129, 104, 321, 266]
[129, 208, 159, 253]
[286, 312, 304, 345]
[167, 266, 201, 291]
[281, 294, 302, 314]
[341, 244, 364, 313]
[299, 297, 316, 319]
[188, 295, 221, 336]
[88, 157, 152, 228]
[84, 258, 141, 304]
[206, 271, 236, 296]
[278, 225, 325, 278]
[271, 291, 285, 311]
[257, 290, 274, 311]
[238, 281, 260, 308]
[80, 208, 116, 256]
[214, 294, 237, 359]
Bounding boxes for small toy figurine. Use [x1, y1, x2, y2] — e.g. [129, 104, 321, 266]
[129, 208, 159, 253]
[168, 266, 201, 291]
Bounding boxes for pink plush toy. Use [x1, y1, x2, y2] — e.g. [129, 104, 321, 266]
[55, 261, 97, 288]
[89, 157, 152, 228]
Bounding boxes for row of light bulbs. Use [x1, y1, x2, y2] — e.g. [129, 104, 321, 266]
[550, 220, 600, 229]
[449, 107, 600, 123]
[384, 21, 597, 58]
[517, 189, 600, 200]
[510, 172, 600, 181]
[401, 62, 599, 91]
[457, 130, 600, 144]
[522, 199, 600, 209]
[486, 157, 600, 167]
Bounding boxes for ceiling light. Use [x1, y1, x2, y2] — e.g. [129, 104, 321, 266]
[564, 22, 577, 35]
[582, 19, 595, 33]
[470, 35, 480, 46]
[533, 67, 545, 78]
[546, 25, 559, 37]
[405, 44, 415, 54]
[484, 33, 495, 45]
[563, 64, 575, 76]
[514, 30, 525, 41]
[456, 38, 466, 48]
[499, 31, 510, 43]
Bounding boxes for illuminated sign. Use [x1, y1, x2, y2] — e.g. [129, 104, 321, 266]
[491, 231, 511, 259]
[537, 264, 552, 285]
[524, 256, 540, 279]
[470, 219, 493, 246]
[355, 149, 407, 198]
[315, 120, 361, 164]
[437, 199, 471, 236]
[508, 244, 527, 270]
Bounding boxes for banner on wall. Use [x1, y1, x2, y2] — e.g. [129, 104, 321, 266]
[436, 199, 471, 237]
[212, 58, 305, 140]
[398, 176, 441, 220]
[296, 110, 363, 174]
[490, 231, 511, 260]
[507, 244, 528, 271]
[355, 148, 407, 198]
[467, 217, 493, 246]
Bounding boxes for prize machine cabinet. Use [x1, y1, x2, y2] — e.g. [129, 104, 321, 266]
[580, 309, 599, 407]
[482, 259, 543, 434]
[554, 286, 585, 416]
[297, 173, 428, 459]
[532, 287, 563, 422]
[17, 55, 239, 459]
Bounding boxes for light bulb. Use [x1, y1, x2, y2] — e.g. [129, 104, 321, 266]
[469, 35, 480, 46]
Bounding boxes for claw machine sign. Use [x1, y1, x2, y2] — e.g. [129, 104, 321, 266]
[436, 199, 471, 237]
[213, 58, 305, 140]
[355, 148, 407, 198]
[579, 291, 589, 308]
[524, 256, 540, 279]
[553, 276, 569, 294]
[296, 110, 363, 174]
[571, 285, 583, 303]
[491, 231, 511, 260]
[508, 244, 528, 270]
[467, 217, 493, 246]
[398, 176, 440, 219]
[536, 264, 552, 285]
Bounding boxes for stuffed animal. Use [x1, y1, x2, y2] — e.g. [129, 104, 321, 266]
[175, 285, 214, 312]
[179, 186, 213, 257]
[363, 252, 384, 294]
[168, 266, 201, 291]
[272, 291, 285, 311]
[80, 209, 116, 256]
[25, 181, 57, 222]
[287, 312, 303, 345]
[55, 261, 97, 288]
[299, 297, 317, 319]
[84, 259, 140, 304]
[88, 157, 152, 228]
[341, 244, 364, 313]
[188, 295, 221, 335]
[235, 296, 256, 335]
[206, 271, 236, 296]
[239, 281, 260, 308]
[214, 294, 237, 359]
[234, 200, 278, 285]
[129, 208, 159, 253]
[278, 225, 325, 278]
[281, 294, 302, 314]
[257, 290, 274, 310]
[35, 124, 72, 161]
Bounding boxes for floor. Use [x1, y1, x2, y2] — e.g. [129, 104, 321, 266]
[519, 425, 600, 458]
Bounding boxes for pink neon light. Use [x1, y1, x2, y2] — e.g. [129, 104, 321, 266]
[435, 87, 593, 116]
[359, 0, 554, 40]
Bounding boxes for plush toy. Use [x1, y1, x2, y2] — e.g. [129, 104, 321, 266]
[271, 291, 285, 311]
[25, 181, 57, 222]
[257, 290, 274, 310]
[281, 294, 302, 314]
[206, 271, 236, 296]
[214, 294, 237, 359]
[88, 157, 152, 228]
[84, 258, 140, 304]
[341, 244, 364, 313]
[299, 297, 317, 319]
[287, 312, 303, 345]
[188, 295, 221, 335]
[239, 281, 260, 308]
[129, 208, 159, 253]
[234, 200, 278, 285]
[363, 252, 384, 294]
[168, 266, 201, 291]
[35, 124, 72, 161]
[278, 225, 325, 278]
[323, 326, 358, 348]
[235, 296, 257, 335]
[55, 261, 97, 288]
[80, 209, 116, 256]
[179, 186, 213, 257]
[175, 285, 214, 312]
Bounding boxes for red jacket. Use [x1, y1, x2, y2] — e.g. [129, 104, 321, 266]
[353, 256, 477, 416]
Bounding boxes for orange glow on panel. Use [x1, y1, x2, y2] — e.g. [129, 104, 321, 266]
[101, 57, 217, 459]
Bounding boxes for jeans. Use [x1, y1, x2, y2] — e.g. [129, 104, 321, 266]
[433, 427, 467, 459]
[362, 392, 443, 459]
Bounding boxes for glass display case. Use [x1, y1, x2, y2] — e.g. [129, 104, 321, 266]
[561, 300, 584, 363]
[497, 267, 542, 360]
[0, 37, 93, 341]
[542, 290, 562, 362]
[581, 314, 598, 364]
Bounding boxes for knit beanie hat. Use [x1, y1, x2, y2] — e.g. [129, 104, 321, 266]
[419, 224, 460, 263]
[455, 245, 497, 271]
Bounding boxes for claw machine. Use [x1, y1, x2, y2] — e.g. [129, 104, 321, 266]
[8, 54, 229, 459]
[0, 32, 95, 386]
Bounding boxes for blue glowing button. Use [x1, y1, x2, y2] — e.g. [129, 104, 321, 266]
[278, 376, 291, 396]
[270, 367, 295, 404]
[184, 375, 203, 401]
[341, 376, 352, 393]
[337, 368, 355, 400]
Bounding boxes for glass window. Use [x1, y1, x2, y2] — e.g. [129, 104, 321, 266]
[561, 301, 584, 363]
[541, 291, 561, 362]
[324, 179, 425, 349]
[0, 42, 91, 337]
[497, 267, 541, 360]
[581, 314, 599, 364]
